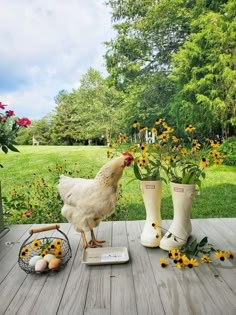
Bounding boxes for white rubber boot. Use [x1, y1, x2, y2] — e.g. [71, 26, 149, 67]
[140, 180, 162, 247]
[160, 182, 196, 251]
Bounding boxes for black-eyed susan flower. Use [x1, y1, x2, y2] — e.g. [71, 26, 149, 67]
[152, 220, 159, 229]
[192, 140, 201, 150]
[140, 143, 148, 153]
[181, 148, 188, 156]
[172, 135, 179, 143]
[185, 124, 195, 132]
[210, 140, 220, 148]
[54, 248, 64, 257]
[200, 157, 209, 167]
[20, 246, 31, 259]
[210, 150, 220, 158]
[52, 239, 64, 247]
[186, 258, 198, 268]
[138, 155, 149, 168]
[155, 118, 163, 125]
[160, 258, 169, 268]
[132, 120, 140, 128]
[168, 249, 180, 259]
[215, 251, 226, 261]
[151, 128, 157, 136]
[201, 255, 212, 263]
[31, 239, 42, 250]
[214, 159, 224, 166]
[159, 133, 169, 141]
[41, 248, 50, 257]
[225, 250, 234, 259]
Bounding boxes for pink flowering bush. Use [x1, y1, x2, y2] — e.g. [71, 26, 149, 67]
[0, 101, 31, 162]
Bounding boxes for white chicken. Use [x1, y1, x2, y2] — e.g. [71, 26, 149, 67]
[58, 152, 134, 249]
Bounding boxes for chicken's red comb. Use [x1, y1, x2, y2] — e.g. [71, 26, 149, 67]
[122, 151, 134, 159]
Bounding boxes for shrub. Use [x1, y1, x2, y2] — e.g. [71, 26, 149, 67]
[220, 137, 236, 166]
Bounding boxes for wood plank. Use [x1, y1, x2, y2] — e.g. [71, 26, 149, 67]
[189, 220, 236, 315]
[142, 220, 194, 315]
[110, 221, 137, 315]
[126, 220, 165, 315]
[56, 227, 94, 315]
[0, 224, 32, 261]
[84, 221, 112, 315]
[192, 219, 236, 296]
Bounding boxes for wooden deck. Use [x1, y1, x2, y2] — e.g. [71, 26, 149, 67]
[0, 219, 236, 315]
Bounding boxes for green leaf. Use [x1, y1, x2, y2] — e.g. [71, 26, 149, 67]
[133, 163, 142, 180]
[198, 236, 208, 247]
[2, 146, 8, 154]
[7, 144, 20, 152]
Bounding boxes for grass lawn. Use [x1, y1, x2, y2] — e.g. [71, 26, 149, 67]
[0, 145, 236, 223]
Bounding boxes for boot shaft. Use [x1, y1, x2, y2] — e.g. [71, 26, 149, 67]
[140, 180, 162, 221]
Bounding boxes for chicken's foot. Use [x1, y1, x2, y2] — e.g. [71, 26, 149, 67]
[81, 230, 105, 249]
[88, 230, 105, 247]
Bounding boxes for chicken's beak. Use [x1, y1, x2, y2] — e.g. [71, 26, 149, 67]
[124, 156, 134, 167]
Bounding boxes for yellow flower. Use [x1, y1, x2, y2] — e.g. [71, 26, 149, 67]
[41, 248, 50, 257]
[192, 140, 201, 150]
[210, 140, 220, 148]
[155, 118, 163, 125]
[52, 239, 64, 247]
[181, 148, 188, 156]
[132, 121, 140, 128]
[168, 249, 180, 259]
[185, 124, 195, 132]
[20, 246, 31, 259]
[210, 150, 220, 158]
[176, 262, 184, 269]
[159, 133, 169, 141]
[151, 128, 157, 135]
[185, 257, 198, 268]
[214, 159, 224, 166]
[140, 143, 148, 153]
[201, 255, 212, 263]
[31, 239, 42, 250]
[160, 258, 169, 268]
[172, 136, 179, 143]
[200, 157, 209, 167]
[137, 155, 149, 168]
[53, 248, 64, 257]
[151, 220, 159, 229]
[225, 250, 234, 259]
[215, 251, 226, 261]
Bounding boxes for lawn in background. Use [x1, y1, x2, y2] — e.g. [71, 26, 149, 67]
[0, 145, 235, 222]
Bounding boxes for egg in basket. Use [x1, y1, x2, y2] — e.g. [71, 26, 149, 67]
[18, 225, 72, 274]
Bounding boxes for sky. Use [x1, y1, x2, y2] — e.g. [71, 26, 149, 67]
[0, 0, 115, 120]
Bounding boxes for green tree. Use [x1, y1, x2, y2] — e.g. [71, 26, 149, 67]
[171, 0, 236, 137]
[52, 69, 126, 145]
[105, 0, 194, 129]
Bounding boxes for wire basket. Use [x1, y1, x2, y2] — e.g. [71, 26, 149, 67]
[18, 224, 72, 274]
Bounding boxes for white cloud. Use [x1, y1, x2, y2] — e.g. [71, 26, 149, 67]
[0, 0, 115, 119]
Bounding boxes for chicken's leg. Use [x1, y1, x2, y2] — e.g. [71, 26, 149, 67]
[88, 229, 105, 247]
[81, 231, 89, 249]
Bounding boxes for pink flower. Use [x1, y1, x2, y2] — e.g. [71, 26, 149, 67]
[16, 117, 31, 127]
[6, 110, 15, 116]
[0, 102, 7, 110]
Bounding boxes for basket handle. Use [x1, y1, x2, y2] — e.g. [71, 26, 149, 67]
[29, 224, 60, 235]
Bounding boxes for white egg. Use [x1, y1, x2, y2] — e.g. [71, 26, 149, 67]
[29, 255, 42, 267]
[35, 259, 48, 272]
[43, 254, 56, 263]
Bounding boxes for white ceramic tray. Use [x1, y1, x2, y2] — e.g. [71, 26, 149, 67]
[81, 246, 129, 265]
